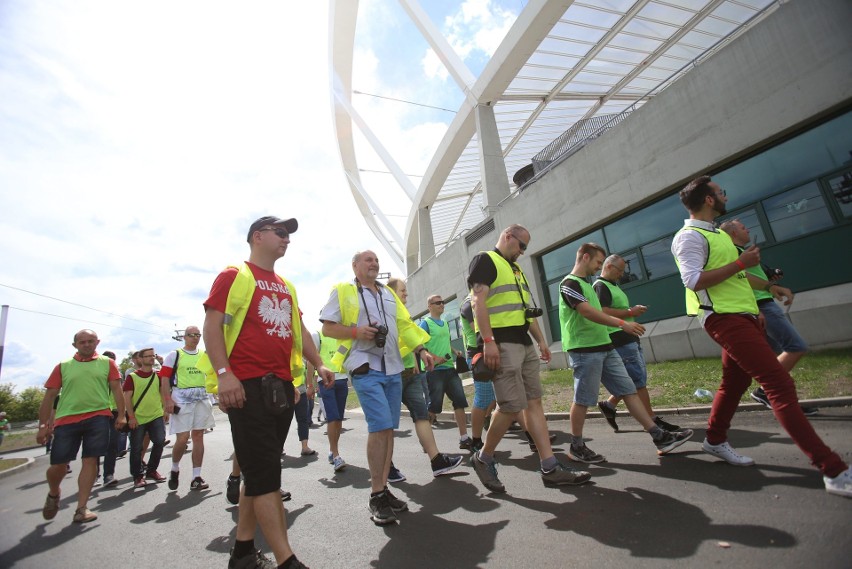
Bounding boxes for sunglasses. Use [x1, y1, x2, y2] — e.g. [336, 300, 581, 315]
[430, 300, 445, 305]
[259, 227, 290, 239]
[185, 333, 202, 338]
[510, 234, 528, 251]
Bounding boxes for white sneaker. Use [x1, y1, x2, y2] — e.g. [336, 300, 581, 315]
[824, 467, 852, 498]
[702, 439, 755, 466]
[332, 456, 347, 472]
[327, 452, 334, 464]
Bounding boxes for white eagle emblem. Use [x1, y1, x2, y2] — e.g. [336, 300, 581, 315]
[258, 293, 292, 339]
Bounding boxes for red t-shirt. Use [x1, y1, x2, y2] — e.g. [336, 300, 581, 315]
[204, 262, 300, 381]
[45, 353, 121, 426]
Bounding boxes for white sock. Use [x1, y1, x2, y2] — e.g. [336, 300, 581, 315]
[192, 467, 202, 478]
[171, 462, 180, 473]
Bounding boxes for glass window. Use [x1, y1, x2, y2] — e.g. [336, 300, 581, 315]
[718, 208, 766, 245]
[546, 279, 562, 306]
[763, 182, 833, 241]
[641, 236, 678, 280]
[619, 251, 644, 284]
[605, 195, 684, 252]
[539, 229, 605, 281]
[826, 169, 852, 218]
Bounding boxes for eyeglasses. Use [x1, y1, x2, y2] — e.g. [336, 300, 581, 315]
[510, 234, 528, 251]
[259, 227, 290, 239]
[430, 300, 445, 305]
[141, 353, 156, 358]
[185, 333, 202, 338]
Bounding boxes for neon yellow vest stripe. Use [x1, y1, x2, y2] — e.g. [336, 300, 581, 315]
[199, 263, 304, 393]
[674, 227, 757, 316]
[329, 282, 430, 371]
[473, 251, 532, 333]
[56, 357, 112, 420]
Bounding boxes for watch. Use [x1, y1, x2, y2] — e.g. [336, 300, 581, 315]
[217, 367, 231, 376]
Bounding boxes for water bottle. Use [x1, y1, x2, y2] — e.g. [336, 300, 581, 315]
[694, 388, 713, 400]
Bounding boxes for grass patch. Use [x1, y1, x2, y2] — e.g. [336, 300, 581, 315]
[0, 431, 40, 452]
[0, 458, 28, 472]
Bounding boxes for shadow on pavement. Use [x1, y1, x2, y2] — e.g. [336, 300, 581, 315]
[0, 521, 99, 568]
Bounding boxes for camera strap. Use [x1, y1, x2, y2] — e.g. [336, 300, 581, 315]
[355, 280, 391, 371]
[511, 264, 540, 312]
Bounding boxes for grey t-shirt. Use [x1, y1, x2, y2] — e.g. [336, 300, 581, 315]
[319, 280, 404, 376]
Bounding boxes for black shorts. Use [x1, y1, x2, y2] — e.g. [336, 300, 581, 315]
[228, 377, 295, 496]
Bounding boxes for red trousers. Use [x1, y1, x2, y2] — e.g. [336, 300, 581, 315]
[703, 313, 846, 477]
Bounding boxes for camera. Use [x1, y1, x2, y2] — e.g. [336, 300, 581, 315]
[525, 307, 544, 318]
[374, 324, 389, 348]
[766, 267, 784, 279]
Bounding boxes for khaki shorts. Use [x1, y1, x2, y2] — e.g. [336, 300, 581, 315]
[492, 343, 542, 414]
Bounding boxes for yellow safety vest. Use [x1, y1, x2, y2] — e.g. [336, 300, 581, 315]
[198, 263, 304, 393]
[473, 251, 533, 333]
[329, 282, 430, 371]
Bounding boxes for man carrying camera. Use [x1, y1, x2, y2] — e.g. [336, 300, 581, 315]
[419, 294, 472, 450]
[468, 225, 590, 493]
[719, 219, 817, 415]
[320, 250, 434, 525]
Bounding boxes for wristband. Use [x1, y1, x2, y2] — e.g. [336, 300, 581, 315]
[216, 367, 231, 376]
[627, 308, 633, 317]
[351, 326, 358, 339]
[482, 336, 495, 344]
[39, 424, 48, 429]
[735, 259, 746, 270]
[617, 319, 626, 328]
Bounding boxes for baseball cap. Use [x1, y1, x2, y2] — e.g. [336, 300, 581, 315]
[247, 216, 299, 243]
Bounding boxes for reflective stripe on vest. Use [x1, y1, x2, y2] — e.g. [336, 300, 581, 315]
[473, 250, 531, 333]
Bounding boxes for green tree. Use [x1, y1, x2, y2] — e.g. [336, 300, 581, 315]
[119, 351, 135, 376]
[15, 387, 44, 421]
[0, 383, 16, 416]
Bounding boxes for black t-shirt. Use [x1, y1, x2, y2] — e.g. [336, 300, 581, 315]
[467, 249, 532, 346]
[593, 278, 637, 347]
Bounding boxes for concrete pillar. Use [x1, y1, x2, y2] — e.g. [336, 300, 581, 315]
[475, 103, 510, 215]
[418, 206, 435, 263]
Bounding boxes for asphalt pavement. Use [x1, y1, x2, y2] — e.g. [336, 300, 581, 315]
[1, 405, 851, 568]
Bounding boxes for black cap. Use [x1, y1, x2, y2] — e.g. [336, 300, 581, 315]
[247, 216, 299, 243]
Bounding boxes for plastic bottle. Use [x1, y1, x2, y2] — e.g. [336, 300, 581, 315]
[694, 388, 714, 399]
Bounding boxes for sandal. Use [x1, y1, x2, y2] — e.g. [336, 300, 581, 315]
[73, 507, 98, 523]
[300, 449, 317, 456]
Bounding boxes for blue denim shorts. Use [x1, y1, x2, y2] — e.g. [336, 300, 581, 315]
[472, 380, 495, 410]
[50, 414, 111, 465]
[318, 378, 349, 422]
[401, 372, 429, 421]
[615, 341, 648, 389]
[569, 349, 636, 407]
[426, 367, 468, 413]
[351, 369, 402, 433]
[759, 300, 808, 354]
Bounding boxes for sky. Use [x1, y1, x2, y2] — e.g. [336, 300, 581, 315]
[0, 0, 521, 392]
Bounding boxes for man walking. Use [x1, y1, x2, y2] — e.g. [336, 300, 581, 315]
[36, 329, 127, 523]
[560, 244, 693, 463]
[671, 175, 850, 497]
[468, 225, 590, 493]
[593, 254, 682, 432]
[160, 325, 215, 491]
[320, 251, 434, 525]
[419, 294, 473, 450]
[203, 216, 333, 568]
[124, 347, 168, 488]
[312, 331, 350, 473]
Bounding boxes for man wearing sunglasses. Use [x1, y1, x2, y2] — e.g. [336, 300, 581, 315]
[467, 225, 591, 493]
[419, 295, 472, 450]
[159, 325, 214, 492]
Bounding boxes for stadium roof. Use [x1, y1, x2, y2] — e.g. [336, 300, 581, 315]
[329, 0, 778, 273]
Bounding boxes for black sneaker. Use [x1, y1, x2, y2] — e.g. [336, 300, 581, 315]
[507, 421, 522, 432]
[368, 492, 398, 526]
[459, 437, 474, 451]
[384, 486, 408, 513]
[228, 548, 277, 569]
[541, 462, 592, 486]
[526, 432, 557, 452]
[431, 453, 464, 477]
[801, 406, 819, 416]
[280, 489, 292, 502]
[168, 471, 179, 491]
[750, 387, 772, 409]
[598, 401, 619, 432]
[655, 428, 694, 455]
[568, 443, 606, 464]
[470, 453, 505, 493]
[472, 438, 484, 453]
[387, 464, 406, 484]
[190, 476, 209, 491]
[653, 416, 681, 432]
[226, 475, 241, 505]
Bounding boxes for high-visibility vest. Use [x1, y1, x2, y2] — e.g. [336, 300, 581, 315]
[674, 226, 757, 317]
[198, 263, 304, 393]
[559, 275, 611, 351]
[329, 282, 429, 371]
[473, 251, 532, 333]
[55, 357, 112, 420]
[593, 278, 633, 335]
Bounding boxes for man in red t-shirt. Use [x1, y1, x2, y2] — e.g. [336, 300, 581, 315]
[36, 329, 127, 524]
[204, 215, 334, 569]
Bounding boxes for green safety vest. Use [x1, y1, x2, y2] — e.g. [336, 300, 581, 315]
[593, 278, 633, 335]
[128, 371, 163, 425]
[198, 263, 304, 393]
[423, 317, 453, 369]
[559, 275, 611, 351]
[473, 251, 533, 333]
[55, 357, 112, 420]
[736, 245, 774, 302]
[674, 226, 757, 317]
[329, 282, 430, 371]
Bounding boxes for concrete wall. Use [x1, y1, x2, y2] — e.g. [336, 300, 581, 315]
[407, 0, 852, 353]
